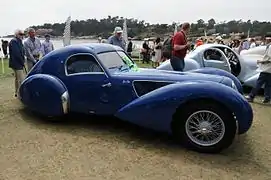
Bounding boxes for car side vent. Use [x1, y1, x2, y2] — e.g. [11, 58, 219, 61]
[133, 81, 173, 97]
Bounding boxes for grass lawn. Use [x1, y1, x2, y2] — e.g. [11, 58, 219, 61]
[133, 58, 153, 68]
[0, 76, 270, 179]
[0, 57, 270, 179]
[0, 58, 13, 77]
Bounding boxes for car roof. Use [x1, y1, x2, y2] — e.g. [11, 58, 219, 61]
[194, 44, 229, 52]
[51, 43, 124, 55]
[29, 43, 123, 76]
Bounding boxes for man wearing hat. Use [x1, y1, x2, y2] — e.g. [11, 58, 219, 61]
[9, 29, 26, 97]
[108, 27, 126, 50]
[41, 34, 54, 56]
[246, 36, 271, 103]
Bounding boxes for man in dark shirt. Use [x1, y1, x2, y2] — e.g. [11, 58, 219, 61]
[127, 37, 133, 57]
[1, 40, 9, 58]
[142, 39, 150, 64]
[171, 22, 190, 71]
[9, 29, 26, 97]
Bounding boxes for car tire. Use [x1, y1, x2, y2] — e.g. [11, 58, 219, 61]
[172, 100, 236, 153]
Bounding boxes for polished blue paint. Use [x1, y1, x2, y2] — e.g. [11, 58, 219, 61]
[189, 68, 243, 94]
[20, 43, 253, 135]
[19, 74, 67, 116]
[115, 82, 252, 134]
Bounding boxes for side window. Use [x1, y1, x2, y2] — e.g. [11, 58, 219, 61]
[66, 54, 103, 75]
[204, 49, 223, 61]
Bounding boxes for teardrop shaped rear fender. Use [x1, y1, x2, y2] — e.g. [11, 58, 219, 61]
[19, 74, 69, 117]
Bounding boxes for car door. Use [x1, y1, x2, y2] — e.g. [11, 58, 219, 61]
[202, 48, 231, 72]
[63, 53, 114, 115]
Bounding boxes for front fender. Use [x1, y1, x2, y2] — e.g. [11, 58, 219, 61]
[157, 60, 173, 70]
[156, 58, 200, 71]
[115, 82, 253, 134]
[243, 72, 261, 88]
[183, 58, 201, 71]
[189, 67, 243, 94]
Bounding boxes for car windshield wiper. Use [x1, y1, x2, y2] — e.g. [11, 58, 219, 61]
[119, 65, 129, 71]
[108, 66, 120, 69]
[108, 65, 129, 71]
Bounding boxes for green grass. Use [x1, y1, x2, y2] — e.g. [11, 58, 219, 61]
[133, 59, 153, 68]
[0, 58, 13, 77]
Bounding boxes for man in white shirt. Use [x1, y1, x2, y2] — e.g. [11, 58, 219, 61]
[24, 28, 42, 71]
[246, 36, 271, 103]
[249, 38, 256, 49]
[41, 34, 54, 56]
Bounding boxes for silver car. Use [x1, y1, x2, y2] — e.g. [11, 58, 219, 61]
[157, 44, 267, 88]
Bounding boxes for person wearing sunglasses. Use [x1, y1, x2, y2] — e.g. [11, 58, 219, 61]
[8, 29, 26, 97]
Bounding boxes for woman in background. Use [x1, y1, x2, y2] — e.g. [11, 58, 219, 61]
[141, 39, 150, 64]
[153, 37, 162, 68]
[151, 39, 156, 68]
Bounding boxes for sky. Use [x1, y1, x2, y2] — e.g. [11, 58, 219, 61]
[0, 0, 270, 36]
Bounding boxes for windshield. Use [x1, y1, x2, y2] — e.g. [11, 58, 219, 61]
[97, 51, 139, 73]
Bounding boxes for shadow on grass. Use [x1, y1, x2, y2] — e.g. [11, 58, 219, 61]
[18, 107, 268, 174]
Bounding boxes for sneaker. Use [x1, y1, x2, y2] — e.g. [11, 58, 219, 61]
[262, 99, 270, 104]
[245, 95, 254, 102]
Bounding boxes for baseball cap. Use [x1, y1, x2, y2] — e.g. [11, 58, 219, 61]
[114, 27, 123, 33]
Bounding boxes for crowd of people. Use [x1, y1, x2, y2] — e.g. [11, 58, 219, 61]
[7, 28, 54, 97]
[3, 24, 271, 104]
[107, 23, 271, 104]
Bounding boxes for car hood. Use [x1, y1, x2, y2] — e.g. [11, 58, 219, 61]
[112, 68, 224, 83]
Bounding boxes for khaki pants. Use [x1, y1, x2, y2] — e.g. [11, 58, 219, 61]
[27, 61, 35, 72]
[13, 70, 25, 95]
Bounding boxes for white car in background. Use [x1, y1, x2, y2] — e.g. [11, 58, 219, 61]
[157, 44, 267, 88]
[240, 45, 266, 62]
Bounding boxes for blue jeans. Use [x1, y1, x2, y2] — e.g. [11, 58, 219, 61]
[249, 72, 271, 100]
[170, 56, 185, 71]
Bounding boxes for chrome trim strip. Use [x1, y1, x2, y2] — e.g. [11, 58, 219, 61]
[132, 80, 177, 97]
[231, 81, 237, 91]
[64, 53, 109, 77]
[61, 91, 69, 114]
[66, 72, 104, 76]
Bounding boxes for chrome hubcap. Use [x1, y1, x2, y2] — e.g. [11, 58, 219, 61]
[185, 110, 225, 146]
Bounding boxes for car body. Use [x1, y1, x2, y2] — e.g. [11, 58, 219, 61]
[157, 44, 267, 88]
[19, 43, 253, 153]
[240, 45, 266, 57]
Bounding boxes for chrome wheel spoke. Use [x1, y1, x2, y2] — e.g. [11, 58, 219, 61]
[189, 121, 199, 128]
[185, 110, 226, 147]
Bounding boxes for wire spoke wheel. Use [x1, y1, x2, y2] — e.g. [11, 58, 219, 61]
[185, 110, 225, 147]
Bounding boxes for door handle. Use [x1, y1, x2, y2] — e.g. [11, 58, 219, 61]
[101, 82, 112, 87]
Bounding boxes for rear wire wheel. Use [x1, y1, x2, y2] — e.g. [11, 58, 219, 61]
[172, 100, 236, 153]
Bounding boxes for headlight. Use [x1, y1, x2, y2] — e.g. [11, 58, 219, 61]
[231, 81, 238, 91]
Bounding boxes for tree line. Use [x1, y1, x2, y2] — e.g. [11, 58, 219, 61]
[28, 16, 271, 39]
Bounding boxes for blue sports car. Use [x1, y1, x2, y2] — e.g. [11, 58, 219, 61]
[19, 43, 253, 153]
